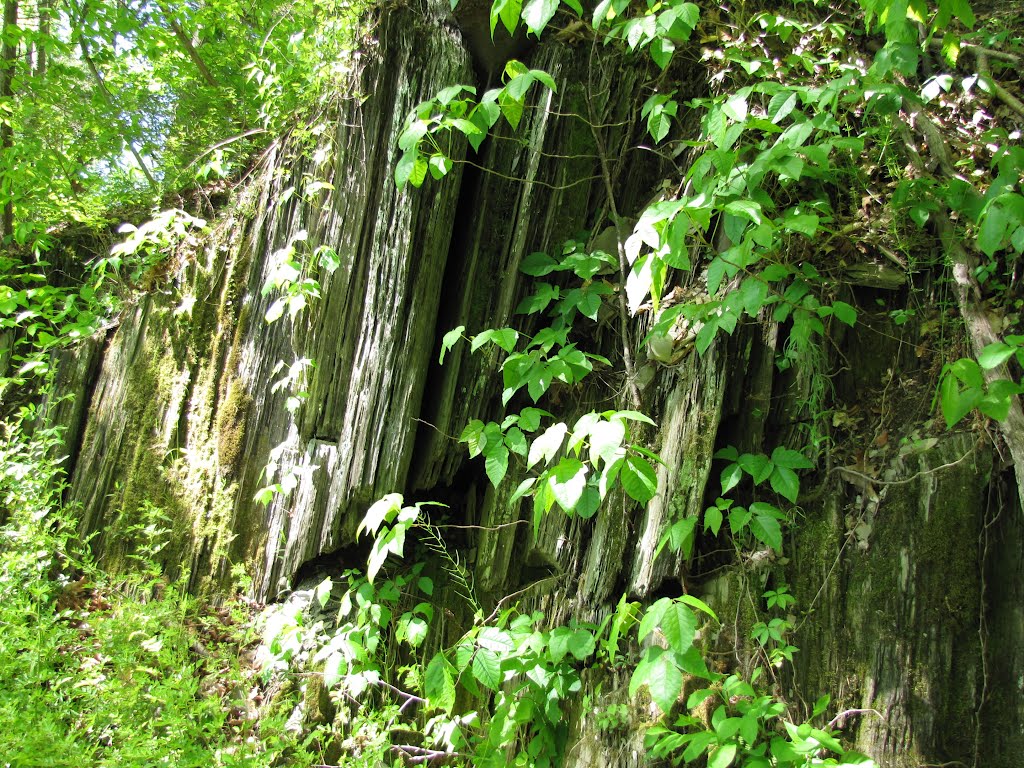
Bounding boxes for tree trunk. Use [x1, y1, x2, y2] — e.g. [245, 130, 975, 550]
[0, 0, 18, 242]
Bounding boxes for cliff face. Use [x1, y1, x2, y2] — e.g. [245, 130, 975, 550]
[50, 2, 1023, 765]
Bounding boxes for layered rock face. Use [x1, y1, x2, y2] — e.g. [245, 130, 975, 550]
[52, 2, 1022, 764]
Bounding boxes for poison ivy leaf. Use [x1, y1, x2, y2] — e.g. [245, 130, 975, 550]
[315, 577, 333, 609]
[323, 651, 345, 690]
[471, 327, 519, 353]
[589, 418, 626, 466]
[568, 629, 596, 660]
[770, 447, 813, 469]
[519, 407, 548, 432]
[621, 455, 658, 504]
[978, 342, 1015, 369]
[715, 445, 739, 461]
[459, 419, 486, 458]
[831, 301, 857, 327]
[428, 153, 452, 180]
[723, 199, 763, 224]
[576, 482, 601, 518]
[520, 251, 559, 276]
[768, 91, 797, 124]
[439, 325, 465, 364]
[738, 276, 769, 316]
[485, 444, 509, 487]
[729, 506, 751, 534]
[522, 0, 558, 36]
[490, 0, 523, 36]
[723, 93, 748, 122]
[750, 513, 783, 552]
[979, 379, 1021, 420]
[472, 647, 502, 690]
[721, 462, 742, 494]
[678, 594, 718, 622]
[770, 466, 800, 503]
[704, 504, 723, 536]
[708, 742, 737, 768]
[578, 289, 602, 320]
[504, 426, 528, 456]
[528, 422, 567, 469]
[358, 493, 402, 538]
[738, 453, 773, 484]
[409, 155, 429, 188]
[509, 477, 537, 505]
[395, 150, 418, 188]
[782, 211, 819, 236]
[658, 601, 697, 654]
[651, 37, 675, 70]
[568, 412, 601, 454]
[630, 647, 682, 713]
[978, 203, 1007, 257]
[940, 368, 981, 427]
[610, 409, 657, 426]
[425, 653, 456, 713]
[548, 457, 588, 512]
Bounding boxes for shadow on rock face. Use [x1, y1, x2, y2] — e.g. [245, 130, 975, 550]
[453, 0, 537, 84]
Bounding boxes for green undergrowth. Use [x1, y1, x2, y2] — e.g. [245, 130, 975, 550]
[0, 412, 312, 768]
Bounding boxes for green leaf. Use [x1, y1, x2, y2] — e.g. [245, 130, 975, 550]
[610, 409, 656, 426]
[568, 629, 596, 660]
[472, 647, 502, 690]
[704, 504, 723, 536]
[621, 455, 658, 504]
[720, 463, 743, 494]
[677, 594, 718, 622]
[395, 150, 418, 188]
[708, 742, 737, 768]
[509, 477, 537, 505]
[723, 94, 748, 122]
[723, 199, 763, 224]
[651, 37, 675, 70]
[659, 601, 697, 654]
[323, 651, 345, 690]
[548, 627, 572, 663]
[440, 325, 465, 364]
[490, 0, 523, 35]
[940, 369, 981, 427]
[576, 482, 601, 518]
[528, 422, 568, 469]
[631, 647, 682, 713]
[315, 577, 333, 609]
[522, 0, 558, 35]
[782, 212, 819, 237]
[729, 506, 751, 534]
[519, 407, 548, 432]
[459, 419, 487, 457]
[471, 327, 519, 353]
[358, 493, 403, 538]
[589, 418, 626, 466]
[428, 153, 452, 180]
[548, 457, 588, 512]
[485, 444, 509, 487]
[425, 653, 456, 713]
[520, 251, 559, 276]
[770, 447, 813, 469]
[831, 301, 857, 327]
[978, 342, 1015, 369]
[504, 426, 528, 456]
[738, 453, 773, 484]
[978, 203, 1007, 257]
[770, 466, 800, 503]
[750, 513, 783, 552]
[768, 91, 797, 124]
